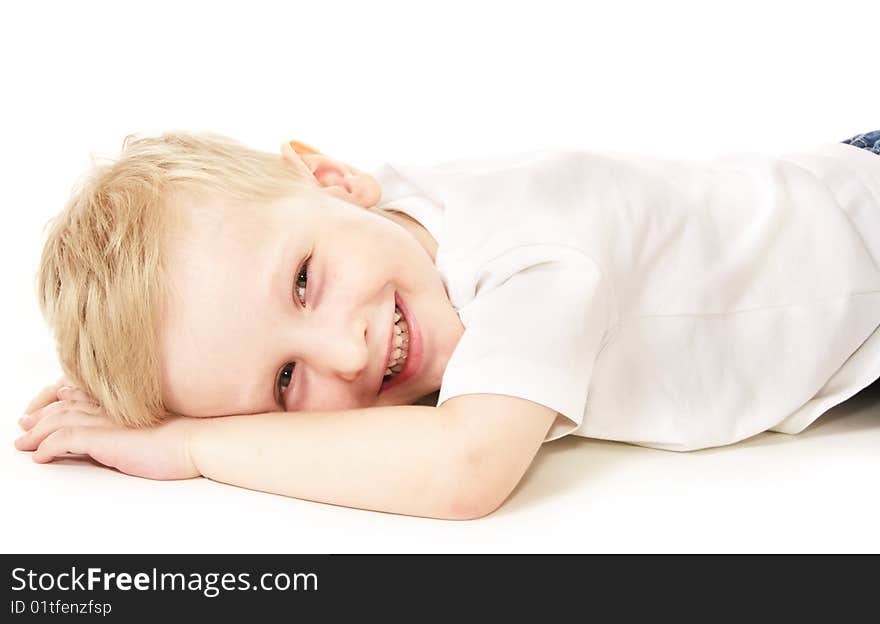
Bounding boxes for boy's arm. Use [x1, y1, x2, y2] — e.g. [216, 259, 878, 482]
[441, 394, 558, 514]
[188, 396, 557, 520]
[18, 385, 557, 520]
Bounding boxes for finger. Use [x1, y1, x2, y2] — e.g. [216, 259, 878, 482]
[17, 401, 106, 448]
[16, 408, 100, 451]
[23, 382, 64, 416]
[20, 399, 65, 431]
[19, 396, 64, 431]
[58, 386, 98, 405]
[32, 426, 99, 463]
[20, 397, 103, 432]
[15, 404, 106, 452]
[22, 375, 83, 417]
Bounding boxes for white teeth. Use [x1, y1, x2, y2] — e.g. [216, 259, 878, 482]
[384, 305, 411, 380]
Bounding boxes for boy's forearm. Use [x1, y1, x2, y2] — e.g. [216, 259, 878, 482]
[186, 405, 479, 520]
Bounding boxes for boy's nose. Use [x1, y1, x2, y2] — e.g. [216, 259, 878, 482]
[313, 317, 370, 382]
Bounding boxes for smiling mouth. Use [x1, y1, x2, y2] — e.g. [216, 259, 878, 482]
[383, 305, 409, 382]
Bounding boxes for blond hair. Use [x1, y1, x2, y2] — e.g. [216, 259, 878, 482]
[37, 131, 314, 427]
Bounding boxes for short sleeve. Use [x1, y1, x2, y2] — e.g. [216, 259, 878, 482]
[437, 253, 609, 443]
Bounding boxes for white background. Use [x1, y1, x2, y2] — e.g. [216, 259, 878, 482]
[1, 0, 878, 553]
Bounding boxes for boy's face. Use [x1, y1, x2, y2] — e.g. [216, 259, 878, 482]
[159, 186, 463, 418]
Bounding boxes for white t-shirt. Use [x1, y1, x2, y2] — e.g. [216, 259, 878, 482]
[371, 143, 880, 451]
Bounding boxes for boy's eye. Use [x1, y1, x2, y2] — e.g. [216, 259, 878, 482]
[277, 362, 295, 404]
[277, 257, 309, 406]
[295, 258, 309, 306]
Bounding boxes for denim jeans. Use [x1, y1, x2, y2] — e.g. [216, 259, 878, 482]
[842, 130, 880, 155]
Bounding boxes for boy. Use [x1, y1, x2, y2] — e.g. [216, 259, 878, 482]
[16, 130, 880, 520]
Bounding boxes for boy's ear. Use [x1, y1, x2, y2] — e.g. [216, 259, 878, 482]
[280, 139, 320, 178]
[279, 139, 382, 208]
[281, 140, 350, 197]
[288, 140, 319, 156]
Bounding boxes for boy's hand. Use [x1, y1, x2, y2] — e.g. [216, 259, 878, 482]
[16, 386, 199, 481]
[23, 375, 76, 416]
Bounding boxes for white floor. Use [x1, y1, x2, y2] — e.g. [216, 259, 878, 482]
[4, 357, 878, 553]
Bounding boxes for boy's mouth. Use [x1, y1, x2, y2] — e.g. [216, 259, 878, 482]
[383, 305, 410, 381]
[379, 293, 422, 395]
